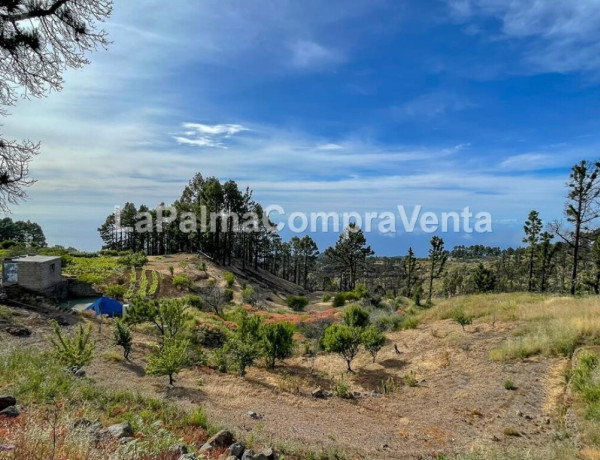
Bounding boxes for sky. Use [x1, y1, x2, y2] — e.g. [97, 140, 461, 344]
[5, 0, 600, 255]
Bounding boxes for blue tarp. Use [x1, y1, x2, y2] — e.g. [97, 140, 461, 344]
[85, 297, 123, 317]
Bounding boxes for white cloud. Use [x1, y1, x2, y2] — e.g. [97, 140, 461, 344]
[174, 123, 249, 149]
[317, 143, 344, 151]
[392, 91, 474, 121]
[447, 0, 600, 74]
[289, 40, 345, 69]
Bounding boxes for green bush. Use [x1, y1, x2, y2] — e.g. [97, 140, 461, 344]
[117, 252, 148, 269]
[184, 294, 204, 310]
[374, 314, 404, 332]
[343, 304, 370, 329]
[146, 337, 190, 385]
[452, 309, 473, 331]
[332, 292, 346, 307]
[113, 318, 133, 360]
[224, 288, 234, 302]
[261, 322, 295, 369]
[194, 324, 227, 349]
[322, 293, 331, 302]
[504, 379, 516, 390]
[223, 271, 235, 287]
[104, 284, 126, 300]
[361, 326, 386, 362]
[49, 320, 95, 368]
[322, 324, 362, 372]
[400, 316, 420, 330]
[286, 295, 309, 311]
[172, 274, 190, 287]
[330, 373, 351, 398]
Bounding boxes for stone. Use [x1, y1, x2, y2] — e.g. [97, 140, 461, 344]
[179, 455, 197, 460]
[311, 388, 326, 399]
[206, 429, 234, 447]
[0, 406, 19, 417]
[170, 443, 188, 455]
[370, 390, 381, 398]
[119, 437, 136, 445]
[253, 447, 277, 460]
[230, 441, 246, 457]
[0, 396, 16, 411]
[241, 450, 255, 460]
[106, 421, 134, 439]
[6, 327, 31, 337]
[199, 443, 213, 452]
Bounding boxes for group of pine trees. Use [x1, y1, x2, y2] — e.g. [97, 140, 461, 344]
[99, 160, 600, 297]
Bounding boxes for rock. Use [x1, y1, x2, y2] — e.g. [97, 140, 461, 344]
[0, 406, 19, 417]
[0, 396, 16, 411]
[179, 455, 197, 460]
[253, 447, 277, 460]
[311, 388, 326, 399]
[74, 368, 86, 378]
[370, 390, 381, 398]
[0, 445, 16, 452]
[206, 429, 234, 447]
[241, 450, 255, 460]
[6, 326, 31, 337]
[119, 437, 136, 445]
[230, 441, 246, 457]
[106, 421, 134, 439]
[170, 443, 188, 455]
[248, 411, 262, 420]
[199, 443, 213, 452]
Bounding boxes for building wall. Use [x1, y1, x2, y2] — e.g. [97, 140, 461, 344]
[17, 259, 62, 291]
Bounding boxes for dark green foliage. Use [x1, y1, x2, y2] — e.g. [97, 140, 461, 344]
[471, 263, 496, 293]
[343, 304, 370, 329]
[451, 309, 473, 331]
[113, 318, 132, 359]
[226, 309, 263, 376]
[361, 326, 386, 362]
[193, 324, 227, 349]
[322, 324, 362, 372]
[332, 292, 346, 307]
[427, 236, 448, 302]
[104, 284, 126, 300]
[286, 295, 309, 311]
[261, 322, 295, 369]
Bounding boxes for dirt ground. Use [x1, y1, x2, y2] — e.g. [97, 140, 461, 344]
[1, 305, 569, 460]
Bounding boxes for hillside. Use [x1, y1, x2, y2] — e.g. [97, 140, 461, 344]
[1, 288, 600, 459]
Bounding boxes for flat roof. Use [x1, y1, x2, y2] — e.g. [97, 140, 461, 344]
[10, 255, 61, 263]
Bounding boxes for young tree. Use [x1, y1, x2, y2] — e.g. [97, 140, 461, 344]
[538, 232, 556, 293]
[226, 309, 263, 376]
[0, 0, 112, 210]
[113, 318, 133, 360]
[523, 210, 543, 292]
[146, 337, 189, 385]
[200, 283, 230, 317]
[403, 247, 419, 297]
[126, 298, 189, 343]
[471, 263, 496, 293]
[300, 235, 320, 290]
[552, 160, 600, 295]
[361, 326, 386, 363]
[49, 320, 95, 368]
[427, 236, 448, 303]
[324, 224, 374, 291]
[322, 323, 362, 372]
[261, 322, 295, 369]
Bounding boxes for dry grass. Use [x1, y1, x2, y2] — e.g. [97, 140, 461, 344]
[421, 294, 600, 362]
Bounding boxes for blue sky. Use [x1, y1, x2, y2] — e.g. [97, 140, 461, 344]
[6, 0, 600, 255]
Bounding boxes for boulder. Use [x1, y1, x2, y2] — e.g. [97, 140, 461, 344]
[0, 396, 16, 411]
[253, 447, 277, 460]
[230, 441, 246, 457]
[119, 437, 136, 445]
[6, 327, 31, 337]
[247, 411, 261, 420]
[241, 450, 255, 460]
[0, 406, 19, 418]
[170, 443, 188, 455]
[206, 429, 234, 447]
[106, 421, 134, 439]
[199, 443, 213, 452]
[311, 388, 326, 399]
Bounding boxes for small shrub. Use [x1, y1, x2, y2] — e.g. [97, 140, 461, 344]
[168, 265, 174, 276]
[194, 324, 227, 348]
[403, 370, 418, 387]
[452, 309, 473, 331]
[223, 271, 235, 287]
[113, 318, 133, 360]
[224, 288, 234, 302]
[504, 379, 516, 390]
[322, 293, 331, 302]
[49, 320, 95, 368]
[401, 316, 420, 330]
[382, 377, 400, 395]
[117, 252, 148, 269]
[146, 338, 190, 385]
[211, 348, 229, 373]
[361, 325, 386, 362]
[343, 304, 370, 329]
[331, 374, 351, 398]
[172, 274, 190, 287]
[184, 294, 204, 310]
[104, 284, 126, 300]
[286, 295, 309, 311]
[332, 293, 346, 307]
